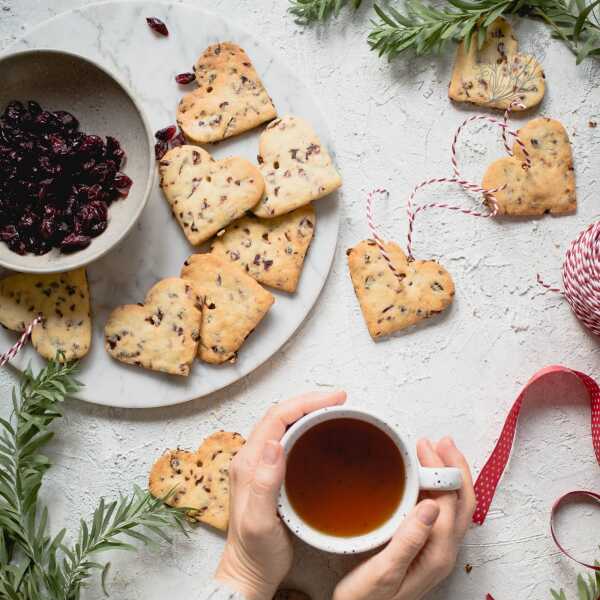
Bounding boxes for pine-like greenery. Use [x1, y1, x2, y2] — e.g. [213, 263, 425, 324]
[290, 0, 600, 63]
[0, 359, 185, 599]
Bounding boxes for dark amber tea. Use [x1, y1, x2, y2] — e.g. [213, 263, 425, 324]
[285, 418, 405, 537]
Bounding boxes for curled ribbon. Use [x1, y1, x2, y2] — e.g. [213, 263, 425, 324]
[474, 366, 600, 595]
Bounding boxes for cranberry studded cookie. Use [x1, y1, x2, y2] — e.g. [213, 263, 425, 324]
[104, 278, 202, 376]
[482, 117, 576, 215]
[149, 431, 245, 530]
[0, 268, 91, 361]
[181, 254, 274, 364]
[448, 18, 545, 111]
[253, 116, 342, 218]
[159, 145, 264, 245]
[211, 205, 316, 293]
[177, 42, 277, 143]
[347, 240, 455, 339]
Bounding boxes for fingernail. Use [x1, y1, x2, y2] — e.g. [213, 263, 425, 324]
[441, 436, 455, 447]
[424, 438, 434, 451]
[417, 500, 440, 526]
[261, 441, 280, 465]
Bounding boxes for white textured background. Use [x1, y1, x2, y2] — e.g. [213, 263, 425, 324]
[1, 1, 600, 599]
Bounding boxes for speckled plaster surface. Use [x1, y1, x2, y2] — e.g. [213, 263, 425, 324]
[1, 1, 600, 599]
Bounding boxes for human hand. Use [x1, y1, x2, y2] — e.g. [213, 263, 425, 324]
[215, 390, 347, 600]
[333, 437, 476, 600]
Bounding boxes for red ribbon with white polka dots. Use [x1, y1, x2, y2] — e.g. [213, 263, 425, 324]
[474, 365, 600, 575]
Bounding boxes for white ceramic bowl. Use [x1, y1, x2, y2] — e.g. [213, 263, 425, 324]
[0, 49, 154, 273]
[278, 407, 462, 554]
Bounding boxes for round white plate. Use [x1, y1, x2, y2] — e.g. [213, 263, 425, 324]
[1, 1, 341, 408]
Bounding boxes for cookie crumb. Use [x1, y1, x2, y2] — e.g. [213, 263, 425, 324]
[465, 564, 473, 574]
[589, 121, 597, 128]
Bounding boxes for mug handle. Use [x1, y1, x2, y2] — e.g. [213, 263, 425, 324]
[418, 466, 462, 491]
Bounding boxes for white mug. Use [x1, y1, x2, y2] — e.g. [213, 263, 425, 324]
[277, 406, 462, 554]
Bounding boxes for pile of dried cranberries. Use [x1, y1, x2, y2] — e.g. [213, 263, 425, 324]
[0, 100, 133, 255]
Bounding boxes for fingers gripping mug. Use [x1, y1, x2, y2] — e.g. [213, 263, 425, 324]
[277, 407, 462, 554]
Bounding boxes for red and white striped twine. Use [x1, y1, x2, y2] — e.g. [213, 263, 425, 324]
[366, 188, 406, 281]
[367, 103, 531, 263]
[539, 221, 600, 337]
[0, 316, 42, 368]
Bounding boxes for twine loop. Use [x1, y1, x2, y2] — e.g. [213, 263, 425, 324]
[0, 315, 43, 368]
[367, 102, 530, 263]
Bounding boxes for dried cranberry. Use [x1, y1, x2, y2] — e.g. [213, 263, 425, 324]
[34, 111, 60, 131]
[60, 233, 92, 252]
[53, 110, 79, 132]
[154, 140, 168, 160]
[114, 172, 133, 196]
[106, 136, 126, 167]
[84, 184, 103, 203]
[4, 101, 25, 123]
[175, 72, 195, 84]
[0, 225, 19, 242]
[170, 132, 185, 148]
[155, 125, 177, 141]
[76, 134, 104, 156]
[40, 218, 55, 240]
[146, 17, 168, 36]
[48, 134, 69, 156]
[27, 101, 42, 116]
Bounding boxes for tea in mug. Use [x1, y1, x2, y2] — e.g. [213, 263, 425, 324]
[285, 418, 405, 537]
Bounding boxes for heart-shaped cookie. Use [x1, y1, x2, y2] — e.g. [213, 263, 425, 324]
[449, 18, 545, 110]
[159, 145, 264, 246]
[181, 254, 274, 364]
[176, 42, 277, 143]
[347, 240, 454, 339]
[210, 204, 316, 292]
[0, 268, 91, 361]
[482, 117, 576, 215]
[253, 116, 342, 218]
[149, 430, 245, 531]
[104, 277, 202, 376]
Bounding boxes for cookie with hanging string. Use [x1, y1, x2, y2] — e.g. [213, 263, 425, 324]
[347, 239, 455, 339]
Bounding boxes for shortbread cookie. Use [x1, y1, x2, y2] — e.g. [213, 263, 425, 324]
[159, 145, 264, 246]
[0, 269, 91, 361]
[177, 42, 277, 143]
[104, 278, 202, 376]
[210, 205, 316, 292]
[347, 240, 454, 339]
[482, 117, 576, 216]
[253, 116, 342, 218]
[181, 254, 274, 364]
[449, 18, 545, 110]
[149, 431, 245, 531]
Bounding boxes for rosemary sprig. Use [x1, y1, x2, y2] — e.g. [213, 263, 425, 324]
[550, 557, 600, 600]
[289, 0, 600, 63]
[0, 360, 185, 599]
[369, 0, 515, 58]
[60, 487, 185, 600]
[369, 0, 600, 63]
[289, 0, 363, 23]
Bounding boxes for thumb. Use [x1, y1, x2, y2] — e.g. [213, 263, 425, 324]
[246, 440, 285, 521]
[377, 499, 440, 575]
[333, 500, 439, 600]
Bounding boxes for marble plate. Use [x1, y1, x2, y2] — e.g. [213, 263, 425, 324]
[1, 1, 341, 408]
